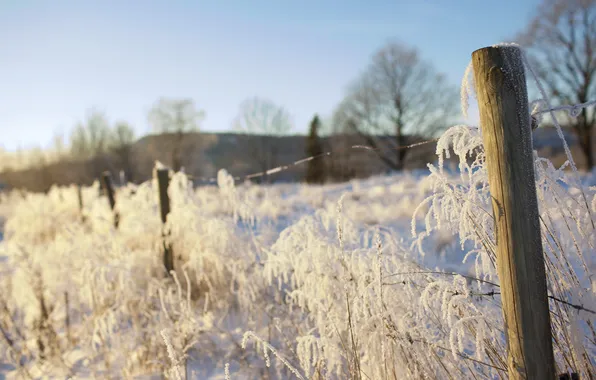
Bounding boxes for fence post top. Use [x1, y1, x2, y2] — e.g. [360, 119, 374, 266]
[472, 45, 523, 59]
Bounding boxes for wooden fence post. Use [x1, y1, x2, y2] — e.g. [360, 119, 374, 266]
[64, 291, 71, 345]
[101, 171, 119, 229]
[77, 184, 85, 223]
[472, 45, 555, 379]
[156, 168, 174, 275]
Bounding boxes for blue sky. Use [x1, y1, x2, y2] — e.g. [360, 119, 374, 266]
[0, 0, 541, 151]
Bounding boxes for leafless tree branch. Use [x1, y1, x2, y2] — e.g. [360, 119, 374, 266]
[516, 0, 596, 168]
[331, 40, 459, 170]
[233, 97, 294, 183]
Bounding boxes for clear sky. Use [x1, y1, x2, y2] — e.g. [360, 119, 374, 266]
[0, 0, 541, 151]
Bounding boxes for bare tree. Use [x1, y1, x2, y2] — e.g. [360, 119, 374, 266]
[28, 146, 53, 192]
[51, 131, 66, 162]
[233, 97, 293, 182]
[67, 110, 114, 181]
[70, 125, 88, 159]
[86, 112, 111, 157]
[148, 98, 205, 172]
[69, 110, 111, 159]
[334, 40, 458, 170]
[109, 122, 136, 182]
[516, 0, 596, 168]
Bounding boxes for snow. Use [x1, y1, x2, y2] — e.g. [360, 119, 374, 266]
[0, 156, 593, 379]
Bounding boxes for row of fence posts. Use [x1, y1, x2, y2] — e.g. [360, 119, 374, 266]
[77, 168, 174, 276]
[70, 45, 578, 379]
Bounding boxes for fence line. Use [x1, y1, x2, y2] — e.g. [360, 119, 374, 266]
[88, 43, 596, 379]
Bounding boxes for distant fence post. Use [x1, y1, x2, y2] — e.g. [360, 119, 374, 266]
[77, 184, 85, 223]
[64, 291, 71, 345]
[101, 171, 119, 229]
[472, 45, 555, 379]
[157, 168, 174, 275]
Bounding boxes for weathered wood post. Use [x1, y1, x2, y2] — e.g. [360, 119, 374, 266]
[157, 168, 174, 275]
[77, 184, 83, 211]
[472, 45, 555, 379]
[101, 171, 119, 229]
[77, 184, 85, 223]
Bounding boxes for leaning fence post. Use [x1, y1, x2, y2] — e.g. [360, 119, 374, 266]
[472, 45, 555, 379]
[156, 168, 174, 275]
[101, 171, 119, 229]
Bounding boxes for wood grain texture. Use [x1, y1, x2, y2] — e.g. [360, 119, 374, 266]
[472, 46, 555, 379]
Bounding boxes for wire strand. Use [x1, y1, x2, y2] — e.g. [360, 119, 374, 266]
[187, 137, 441, 184]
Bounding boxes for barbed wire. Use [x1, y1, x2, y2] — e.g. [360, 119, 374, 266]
[533, 100, 596, 118]
[383, 271, 596, 315]
[531, 99, 596, 130]
[180, 97, 596, 186]
[185, 137, 441, 185]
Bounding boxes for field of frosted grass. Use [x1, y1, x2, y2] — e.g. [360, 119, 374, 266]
[0, 121, 595, 379]
[0, 168, 462, 377]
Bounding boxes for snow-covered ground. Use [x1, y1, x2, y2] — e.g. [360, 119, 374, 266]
[0, 169, 469, 378]
[0, 124, 594, 379]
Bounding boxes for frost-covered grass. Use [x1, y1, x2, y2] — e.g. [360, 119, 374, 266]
[0, 169, 452, 378]
[1, 45, 595, 379]
[0, 146, 594, 379]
